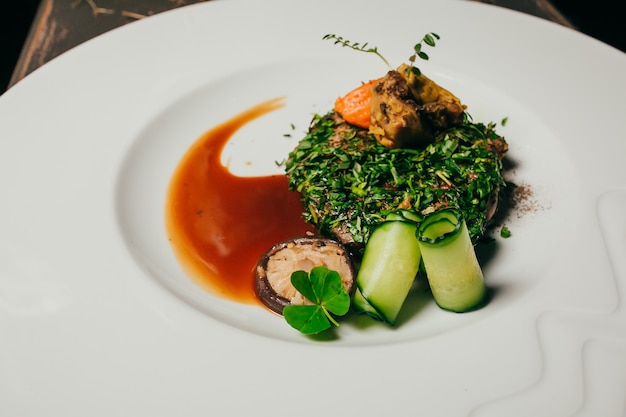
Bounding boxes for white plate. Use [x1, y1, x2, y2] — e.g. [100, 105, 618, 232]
[1, 0, 625, 415]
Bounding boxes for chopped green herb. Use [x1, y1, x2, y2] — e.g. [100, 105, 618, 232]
[282, 266, 351, 334]
[283, 123, 297, 138]
[501, 117, 508, 126]
[500, 226, 511, 238]
[285, 112, 508, 246]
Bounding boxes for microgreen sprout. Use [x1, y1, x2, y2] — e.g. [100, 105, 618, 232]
[323, 32, 440, 77]
[283, 266, 351, 334]
[407, 32, 440, 76]
[322, 34, 392, 69]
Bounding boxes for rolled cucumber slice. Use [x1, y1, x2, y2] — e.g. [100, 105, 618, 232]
[353, 215, 422, 325]
[417, 208, 485, 312]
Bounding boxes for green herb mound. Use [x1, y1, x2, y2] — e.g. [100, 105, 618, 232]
[285, 111, 508, 250]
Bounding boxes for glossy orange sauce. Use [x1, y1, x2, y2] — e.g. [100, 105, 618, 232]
[165, 97, 315, 304]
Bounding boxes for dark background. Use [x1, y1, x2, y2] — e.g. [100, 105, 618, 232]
[2, 0, 41, 93]
[1, 0, 625, 95]
[551, 0, 624, 52]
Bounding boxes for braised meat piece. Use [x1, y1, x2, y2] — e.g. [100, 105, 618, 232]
[369, 70, 425, 149]
[370, 64, 466, 149]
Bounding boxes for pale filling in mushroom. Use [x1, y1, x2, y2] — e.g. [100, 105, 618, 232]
[265, 242, 353, 305]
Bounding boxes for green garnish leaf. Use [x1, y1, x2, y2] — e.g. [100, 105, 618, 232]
[407, 32, 440, 75]
[500, 226, 511, 238]
[283, 266, 351, 334]
[289, 270, 319, 304]
[283, 305, 332, 334]
[423, 33, 440, 47]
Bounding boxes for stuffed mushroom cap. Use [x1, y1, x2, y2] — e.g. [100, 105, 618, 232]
[255, 236, 355, 314]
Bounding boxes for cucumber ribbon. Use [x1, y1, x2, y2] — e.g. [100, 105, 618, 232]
[417, 208, 486, 312]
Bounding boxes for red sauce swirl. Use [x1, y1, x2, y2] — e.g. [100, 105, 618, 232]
[165, 97, 315, 304]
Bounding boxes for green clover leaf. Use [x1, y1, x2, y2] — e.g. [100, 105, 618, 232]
[283, 266, 350, 334]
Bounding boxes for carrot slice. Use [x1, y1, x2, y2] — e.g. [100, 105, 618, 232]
[334, 79, 381, 129]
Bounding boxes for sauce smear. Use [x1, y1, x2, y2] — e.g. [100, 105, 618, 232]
[165, 97, 315, 304]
